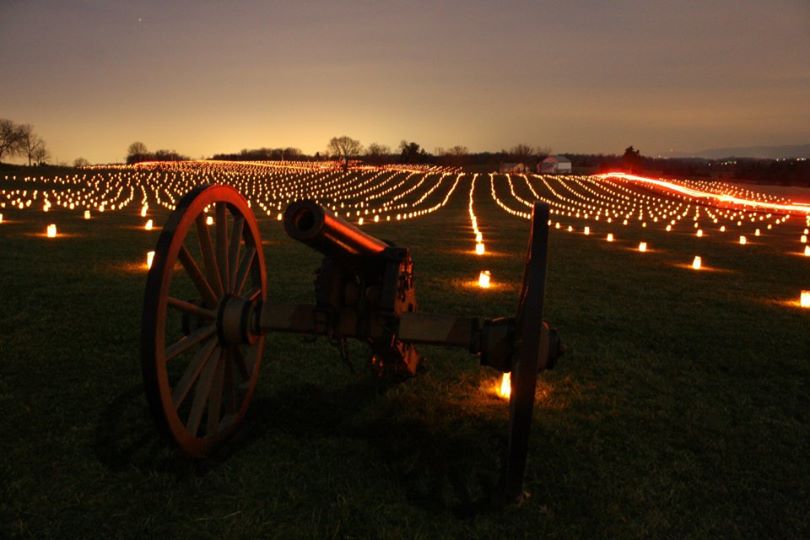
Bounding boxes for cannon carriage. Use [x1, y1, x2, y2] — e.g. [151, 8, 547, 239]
[141, 184, 561, 502]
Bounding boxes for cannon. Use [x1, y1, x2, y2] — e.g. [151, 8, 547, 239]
[141, 184, 561, 502]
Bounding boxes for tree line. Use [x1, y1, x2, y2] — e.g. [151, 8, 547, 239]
[9, 131, 803, 187]
[0, 119, 49, 166]
[210, 147, 303, 162]
[207, 136, 553, 170]
[324, 137, 553, 168]
[126, 142, 189, 165]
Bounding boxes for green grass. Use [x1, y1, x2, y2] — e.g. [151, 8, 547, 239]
[1, 173, 809, 538]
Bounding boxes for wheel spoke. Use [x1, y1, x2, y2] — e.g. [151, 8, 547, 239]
[228, 216, 245, 293]
[244, 344, 260, 377]
[216, 203, 229, 293]
[178, 246, 219, 308]
[207, 349, 227, 436]
[172, 337, 218, 408]
[187, 347, 222, 437]
[233, 346, 250, 381]
[243, 288, 261, 302]
[167, 297, 216, 319]
[236, 344, 260, 386]
[165, 324, 216, 361]
[223, 347, 236, 413]
[196, 214, 223, 296]
[233, 247, 256, 295]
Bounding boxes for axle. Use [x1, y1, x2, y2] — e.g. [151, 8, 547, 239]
[217, 293, 562, 373]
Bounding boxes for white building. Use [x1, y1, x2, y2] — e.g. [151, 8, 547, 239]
[539, 155, 572, 174]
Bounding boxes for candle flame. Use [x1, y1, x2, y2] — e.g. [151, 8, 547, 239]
[478, 270, 491, 288]
[497, 372, 511, 399]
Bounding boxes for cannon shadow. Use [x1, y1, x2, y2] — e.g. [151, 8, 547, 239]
[96, 377, 511, 516]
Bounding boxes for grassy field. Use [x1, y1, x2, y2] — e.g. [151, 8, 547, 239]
[1, 170, 809, 538]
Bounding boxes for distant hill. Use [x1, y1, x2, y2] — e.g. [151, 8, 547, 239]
[686, 144, 810, 160]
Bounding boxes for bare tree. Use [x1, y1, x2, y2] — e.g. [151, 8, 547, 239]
[535, 146, 552, 159]
[283, 147, 302, 160]
[0, 119, 24, 162]
[435, 144, 470, 166]
[127, 141, 148, 160]
[447, 145, 468, 157]
[509, 144, 536, 162]
[327, 136, 363, 167]
[73, 157, 90, 167]
[31, 139, 49, 165]
[17, 125, 48, 166]
[366, 143, 390, 157]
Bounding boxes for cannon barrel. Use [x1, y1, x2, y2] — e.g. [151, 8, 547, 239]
[283, 200, 390, 274]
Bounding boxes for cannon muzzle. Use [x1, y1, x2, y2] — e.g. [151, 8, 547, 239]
[284, 200, 390, 275]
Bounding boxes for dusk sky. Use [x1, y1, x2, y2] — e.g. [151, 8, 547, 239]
[1, 0, 809, 164]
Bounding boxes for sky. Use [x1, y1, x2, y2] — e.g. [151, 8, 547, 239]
[1, 0, 809, 164]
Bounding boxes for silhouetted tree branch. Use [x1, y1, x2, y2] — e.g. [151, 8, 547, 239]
[327, 136, 363, 168]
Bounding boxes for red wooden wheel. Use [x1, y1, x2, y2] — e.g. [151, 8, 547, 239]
[141, 185, 267, 457]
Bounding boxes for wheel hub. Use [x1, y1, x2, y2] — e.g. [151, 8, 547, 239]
[217, 294, 259, 346]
